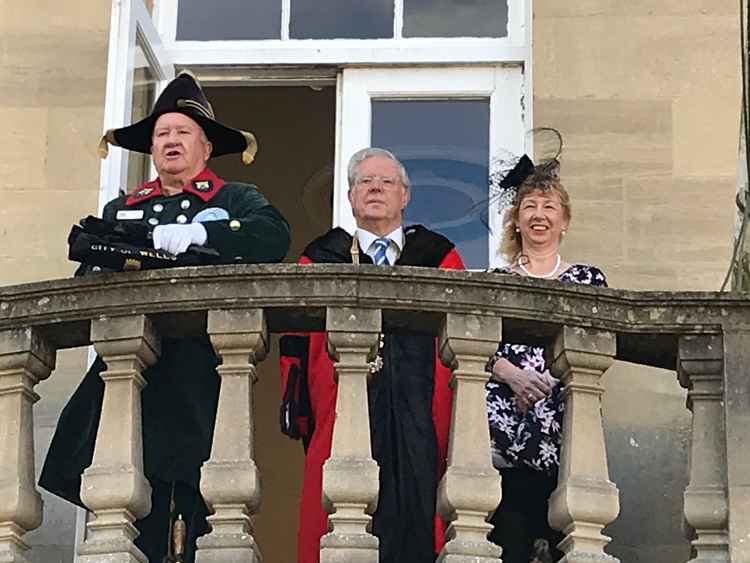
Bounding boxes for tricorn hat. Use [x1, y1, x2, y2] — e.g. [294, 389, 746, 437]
[98, 71, 257, 164]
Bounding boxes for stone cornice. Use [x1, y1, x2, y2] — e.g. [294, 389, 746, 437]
[0, 265, 746, 368]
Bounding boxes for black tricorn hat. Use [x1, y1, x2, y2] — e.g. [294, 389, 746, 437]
[98, 71, 257, 164]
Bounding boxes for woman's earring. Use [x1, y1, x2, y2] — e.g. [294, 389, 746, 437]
[515, 226, 520, 233]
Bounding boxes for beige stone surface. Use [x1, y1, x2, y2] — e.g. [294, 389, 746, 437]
[0, 3, 112, 559]
[0, 107, 48, 190]
[0, 327, 55, 563]
[321, 307, 381, 562]
[0, 1, 109, 288]
[197, 309, 266, 562]
[437, 313, 502, 562]
[79, 315, 159, 563]
[540, 0, 737, 17]
[535, 15, 739, 101]
[549, 328, 619, 560]
[678, 335, 729, 560]
[535, 8, 739, 293]
[535, 2, 740, 561]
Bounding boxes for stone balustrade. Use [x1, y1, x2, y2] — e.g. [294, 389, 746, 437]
[0, 264, 747, 562]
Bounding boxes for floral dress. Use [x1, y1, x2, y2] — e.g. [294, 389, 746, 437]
[485, 264, 607, 474]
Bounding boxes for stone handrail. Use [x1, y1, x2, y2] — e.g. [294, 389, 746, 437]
[0, 264, 746, 562]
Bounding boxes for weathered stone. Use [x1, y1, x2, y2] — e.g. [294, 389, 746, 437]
[0, 267, 748, 560]
[196, 309, 268, 563]
[0, 264, 749, 364]
[320, 307, 381, 563]
[0, 328, 55, 563]
[720, 329, 750, 563]
[549, 326, 619, 563]
[78, 315, 160, 563]
[437, 313, 502, 562]
[677, 334, 729, 563]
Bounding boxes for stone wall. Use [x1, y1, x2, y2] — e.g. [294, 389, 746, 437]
[535, 0, 740, 290]
[0, 2, 111, 561]
[0, 0, 110, 286]
[534, 1, 741, 560]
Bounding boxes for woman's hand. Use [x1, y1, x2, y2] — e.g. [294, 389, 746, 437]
[491, 359, 556, 412]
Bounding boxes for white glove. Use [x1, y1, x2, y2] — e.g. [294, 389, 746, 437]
[153, 223, 207, 255]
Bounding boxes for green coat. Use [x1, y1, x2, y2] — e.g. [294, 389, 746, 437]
[101, 167, 290, 263]
[40, 168, 290, 507]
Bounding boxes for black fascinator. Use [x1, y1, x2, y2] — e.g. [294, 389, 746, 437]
[470, 128, 563, 230]
[489, 127, 563, 208]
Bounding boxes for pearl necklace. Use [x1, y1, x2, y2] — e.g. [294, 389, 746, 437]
[518, 254, 561, 279]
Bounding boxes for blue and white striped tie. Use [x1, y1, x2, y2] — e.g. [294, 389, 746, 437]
[372, 237, 391, 266]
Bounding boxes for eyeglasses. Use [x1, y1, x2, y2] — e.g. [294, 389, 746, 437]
[355, 175, 401, 189]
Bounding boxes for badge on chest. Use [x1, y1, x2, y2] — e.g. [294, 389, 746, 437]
[116, 210, 145, 220]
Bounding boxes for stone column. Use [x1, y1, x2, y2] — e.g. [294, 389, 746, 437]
[436, 313, 502, 563]
[677, 334, 729, 563]
[0, 328, 55, 563]
[548, 326, 619, 563]
[196, 309, 268, 563]
[320, 307, 381, 563]
[78, 315, 160, 563]
[720, 328, 750, 562]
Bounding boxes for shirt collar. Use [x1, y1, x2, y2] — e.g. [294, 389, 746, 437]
[356, 226, 405, 253]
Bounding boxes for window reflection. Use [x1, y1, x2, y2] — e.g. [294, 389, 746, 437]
[290, 0, 393, 39]
[403, 0, 507, 37]
[372, 100, 490, 269]
[177, 0, 280, 40]
[127, 38, 157, 191]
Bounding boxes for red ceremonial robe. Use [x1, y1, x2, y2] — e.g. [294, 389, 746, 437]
[279, 226, 464, 563]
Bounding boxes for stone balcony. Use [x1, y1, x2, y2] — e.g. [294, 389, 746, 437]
[0, 264, 747, 562]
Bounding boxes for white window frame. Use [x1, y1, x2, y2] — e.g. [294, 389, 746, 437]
[334, 66, 526, 268]
[109, 1, 533, 269]
[98, 0, 174, 212]
[149, 0, 532, 267]
[153, 0, 530, 67]
[79, 1, 173, 556]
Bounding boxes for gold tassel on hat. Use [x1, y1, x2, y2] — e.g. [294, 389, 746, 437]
[241, 130, 258, 165]
[97, 129, 117, 159]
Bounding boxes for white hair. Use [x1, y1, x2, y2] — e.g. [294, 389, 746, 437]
[347, 147, 411, 190]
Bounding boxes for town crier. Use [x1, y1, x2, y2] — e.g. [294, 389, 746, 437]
[40, 71, 290, 563]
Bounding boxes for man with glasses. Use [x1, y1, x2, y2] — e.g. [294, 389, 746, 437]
[280, 147, 464, 563]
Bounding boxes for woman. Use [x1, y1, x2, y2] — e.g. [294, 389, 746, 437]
[485, 170, 607, 563]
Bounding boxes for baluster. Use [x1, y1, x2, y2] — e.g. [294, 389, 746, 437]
[721, 328, 750, 562]
[78, 315, 160, 563]
[196, 309, 268, 563]
[320, 307, 381, 563]
[436, 313, 502, 562]
[678, 334, 729, 562]
[548, 326, 619, 563]
[0, 328, 55, 563]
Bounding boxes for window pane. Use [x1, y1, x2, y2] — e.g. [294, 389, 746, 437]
[127, 37, 157, 191]
[177, 0, 280, 40]
[290, 0, 393, 39]
[372, 100, 490, 269]
[403, 0, 507, 38]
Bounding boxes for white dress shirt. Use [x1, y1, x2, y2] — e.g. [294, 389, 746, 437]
[356, 226, 405, 266]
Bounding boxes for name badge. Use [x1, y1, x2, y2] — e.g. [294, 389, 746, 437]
[116, 210, 145, 220]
